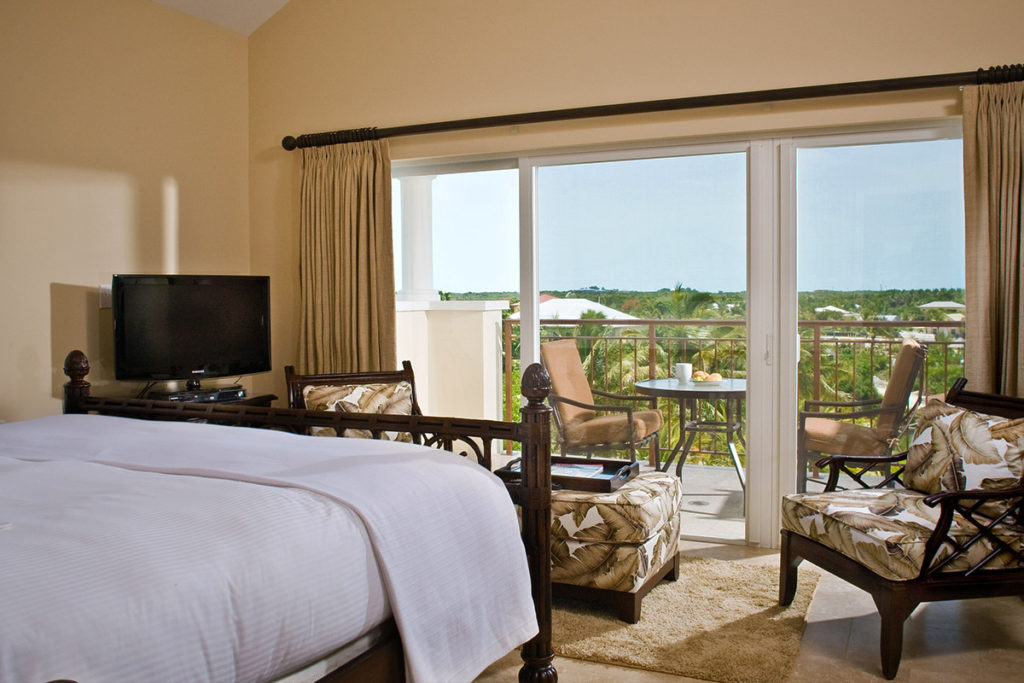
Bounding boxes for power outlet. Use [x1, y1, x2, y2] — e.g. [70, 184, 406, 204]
[98, 284, 112, 309]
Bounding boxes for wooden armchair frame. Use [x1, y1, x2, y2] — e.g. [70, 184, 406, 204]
[781, 378, 1024, 679]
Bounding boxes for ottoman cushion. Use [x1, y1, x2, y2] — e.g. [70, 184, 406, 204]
[552, 507, 680, 592]
[550, 470, 682, 593]
[551, 470, 681, 544]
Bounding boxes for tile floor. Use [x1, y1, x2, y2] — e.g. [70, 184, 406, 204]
[476, 540, 1024, 682]
[676, 464, 745, 541]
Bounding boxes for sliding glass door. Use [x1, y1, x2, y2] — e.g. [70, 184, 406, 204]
[392, 121, 965, 546]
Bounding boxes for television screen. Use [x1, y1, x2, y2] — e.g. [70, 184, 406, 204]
[113, 274, 271, 386]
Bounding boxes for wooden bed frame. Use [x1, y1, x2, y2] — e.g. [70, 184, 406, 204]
[61, 350, 558, 683]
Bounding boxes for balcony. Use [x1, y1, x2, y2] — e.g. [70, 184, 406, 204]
[500, 317, 965, 474]
[395, 308, 963, 540]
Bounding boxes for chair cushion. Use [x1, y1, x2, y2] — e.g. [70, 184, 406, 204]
[782, 488, 1024, 581]
[551, 470, 681, 545]
[905, 398, 1024, 515]
[302, 381, 413, 441]
[563, 409, 663, 448]
[803, 416, 888, 457]
[552, 509, 680, 593]
[877, 338, 922, 434]
[540, 339, 597, 426]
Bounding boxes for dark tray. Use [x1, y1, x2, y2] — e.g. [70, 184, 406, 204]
[496, 456, 639, 493]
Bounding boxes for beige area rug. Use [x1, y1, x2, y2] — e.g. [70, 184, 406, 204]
[553, 556, 820, 683]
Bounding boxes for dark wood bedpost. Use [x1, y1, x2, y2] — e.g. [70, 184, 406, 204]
[63, 350, 91, 414]
[517, 362, 557, 683]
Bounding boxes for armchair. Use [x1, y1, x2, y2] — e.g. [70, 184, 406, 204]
[283, 361, 421, 441]
[797, 337, 925, 491]
[539, 339, 662, 462]
[780, 378, 1024, 679]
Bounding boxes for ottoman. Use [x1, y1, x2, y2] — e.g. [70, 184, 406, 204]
[550, 470, 682, 622]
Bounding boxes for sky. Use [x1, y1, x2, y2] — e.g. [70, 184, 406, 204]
[796, 139, 964, 292]
[394, 137, 965, 295]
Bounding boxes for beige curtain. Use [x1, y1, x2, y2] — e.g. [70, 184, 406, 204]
[963, 82, 1024, 395]
[298, 139, 397, 373]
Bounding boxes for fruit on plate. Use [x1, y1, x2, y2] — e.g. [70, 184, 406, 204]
[691, 371, 723, 382]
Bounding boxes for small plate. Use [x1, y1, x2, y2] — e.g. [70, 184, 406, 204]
[689, 379, 724, 386]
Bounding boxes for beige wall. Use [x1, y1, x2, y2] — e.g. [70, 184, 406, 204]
[0, 0, 249, 421]
[248, 0, 1024, 402]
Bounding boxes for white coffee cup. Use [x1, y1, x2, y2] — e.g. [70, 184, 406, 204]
[674, 362, 692, 383]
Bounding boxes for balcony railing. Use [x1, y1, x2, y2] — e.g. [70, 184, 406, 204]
[502, 317, 965, 466]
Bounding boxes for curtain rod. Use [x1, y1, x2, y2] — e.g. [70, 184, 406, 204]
[281, 64, 1024, 151]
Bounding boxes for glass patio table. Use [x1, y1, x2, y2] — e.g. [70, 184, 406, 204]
[634, 378, 747, 489]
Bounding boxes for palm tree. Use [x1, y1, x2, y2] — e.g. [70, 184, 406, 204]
[574, 310, 608, 360]
[655, 284, 717, 364]
[583, 328, 668, 393]
[668, 283, 715, 319]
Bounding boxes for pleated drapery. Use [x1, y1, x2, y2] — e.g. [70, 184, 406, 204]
[963, 83, 1024, 395]
[298, 139, 397, 374]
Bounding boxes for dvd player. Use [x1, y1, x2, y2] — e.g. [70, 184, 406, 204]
[147, 386, 245, 403]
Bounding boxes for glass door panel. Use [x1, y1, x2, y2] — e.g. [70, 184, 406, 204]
[536, 151, 748, 541]
[795, 137, 965, 491]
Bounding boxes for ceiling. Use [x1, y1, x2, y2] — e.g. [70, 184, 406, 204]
[150, 0, 291, 36]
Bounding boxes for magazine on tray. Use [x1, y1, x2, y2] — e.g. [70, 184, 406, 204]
[509, 461, 605, 478]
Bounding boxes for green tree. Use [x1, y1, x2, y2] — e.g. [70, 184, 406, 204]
[668, 283, 714, 319]
[574, 310, 608, 359]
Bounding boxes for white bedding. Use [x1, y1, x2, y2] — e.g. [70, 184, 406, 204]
[0, 414, 537, 683]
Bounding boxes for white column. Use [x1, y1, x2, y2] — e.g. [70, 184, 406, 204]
[518, 159, 539, 367]
[397, 175, 440, 301]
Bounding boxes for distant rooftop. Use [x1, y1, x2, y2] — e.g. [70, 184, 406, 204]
[510, 296, 636, 321]
[919, 301, 965, 309]
[814, 305, 863, 319]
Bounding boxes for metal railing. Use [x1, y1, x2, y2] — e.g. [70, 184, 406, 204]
[502, 317, 965, 465]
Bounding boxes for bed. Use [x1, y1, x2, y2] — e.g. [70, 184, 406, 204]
[0, 351, 556, 683]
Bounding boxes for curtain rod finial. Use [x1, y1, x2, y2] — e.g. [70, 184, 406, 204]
[282, 136, 298, 151]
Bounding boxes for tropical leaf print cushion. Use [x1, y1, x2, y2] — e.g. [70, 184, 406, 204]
[548, 471, 682, 592]
[302, 381, 413, 441]
[550, 471, 681, 544]
[782, 488, 1024, 581]
[904, 398, 1024, 515]
[551, 510, 680, 592]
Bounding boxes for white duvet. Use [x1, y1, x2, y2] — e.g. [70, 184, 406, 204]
[0, 414, 537, 683]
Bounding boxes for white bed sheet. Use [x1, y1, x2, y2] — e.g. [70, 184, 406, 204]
[0, 414, 537, 683]
[0, 454, 389, 683]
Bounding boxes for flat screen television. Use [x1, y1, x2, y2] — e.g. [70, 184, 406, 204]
[113, 274, 271, 389]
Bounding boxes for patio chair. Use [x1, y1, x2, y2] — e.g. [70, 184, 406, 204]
[539, 339, 662, 462]
[797, 337, 925, 492]
[780, 378, 1024, 679]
